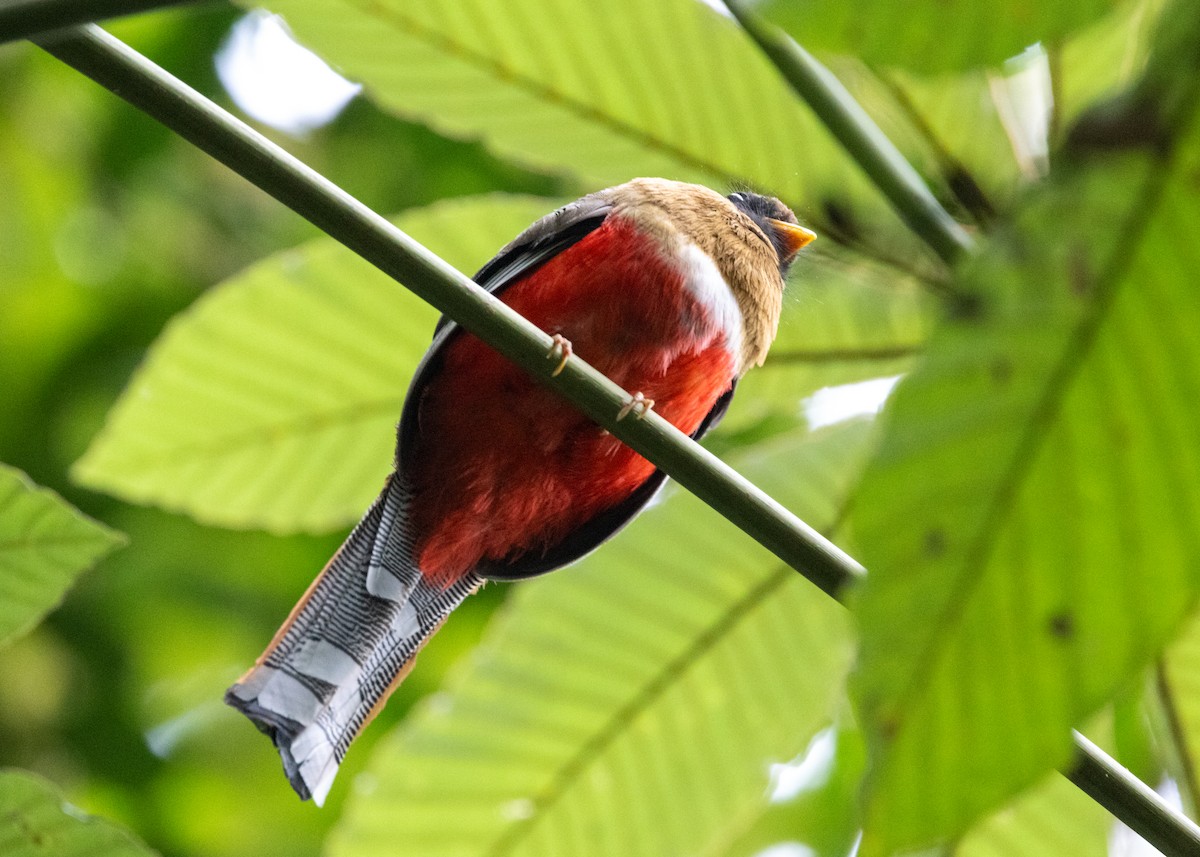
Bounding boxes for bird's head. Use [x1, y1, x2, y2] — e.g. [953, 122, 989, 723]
[601, 178, 816, 372]
[726, 190, 815, 281]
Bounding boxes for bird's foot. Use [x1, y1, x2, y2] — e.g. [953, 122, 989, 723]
[617, 391, 655, 421]
[546, 334, 572, 377]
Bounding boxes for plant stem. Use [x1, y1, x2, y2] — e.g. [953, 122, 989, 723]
[722, 0, 974, 267]
[766, 345, 922, 365]
[0, 0, 194, 44]
[32, 23, 1200, 857]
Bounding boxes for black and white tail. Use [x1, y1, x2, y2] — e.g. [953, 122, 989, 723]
[226, 476, 482, 805]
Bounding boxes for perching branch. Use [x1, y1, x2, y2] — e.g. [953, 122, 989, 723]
[722, 0, 975, 268]
[0, 0, 194, 44]
[1072, 731, 1200, 856]
[32, 23, 862, 599]
[32, 22, 1200, 857]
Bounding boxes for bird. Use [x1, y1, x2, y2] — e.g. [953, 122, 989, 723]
[225, 178, 815, 805]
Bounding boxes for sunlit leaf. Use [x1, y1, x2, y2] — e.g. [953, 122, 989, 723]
[957, 769, 1111, 856]
[72, 195, 554, 532]
[849, 19, 1200, 853]
[839, 60, 1022, 206]
[0, 769, 155, 857]
[329, 421, 869, 857]
[252, 0, 909, 237]
[759, 0, 1116, 74]
[713, 723, 864, 857]
[0, 464, 123, 648]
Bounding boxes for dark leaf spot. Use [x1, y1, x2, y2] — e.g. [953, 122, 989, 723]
[990, 358, 1013, 385]
[1048, 611, 1075, 639]
[879, 716, 899, 741]
[924, 529, 947, 558]
[948, 291, 985, 322]
[1068, 243, 1095, 298]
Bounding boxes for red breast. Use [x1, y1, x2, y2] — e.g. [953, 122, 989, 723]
[410, 214, 742, 585]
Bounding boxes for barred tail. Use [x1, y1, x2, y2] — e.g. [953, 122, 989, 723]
[226, 477, 482, 805]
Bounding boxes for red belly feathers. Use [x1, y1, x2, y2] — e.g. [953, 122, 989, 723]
[409, 216, 738, 586]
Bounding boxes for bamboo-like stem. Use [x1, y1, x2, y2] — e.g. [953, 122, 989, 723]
[722, 0, 974, 267]
[0, 0, 194, 44]
[32, 23, 1200, 857]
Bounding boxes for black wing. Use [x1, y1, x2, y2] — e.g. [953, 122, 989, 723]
[430, 193, 614, 338]
[398, 192, 613, 469]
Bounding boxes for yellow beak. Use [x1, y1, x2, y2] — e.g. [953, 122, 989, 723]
[767, 218, 817, 262]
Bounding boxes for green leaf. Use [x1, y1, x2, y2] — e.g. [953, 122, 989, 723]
[253, 0, 895, 227]
[958, 716, 1117, 856]
[759, 0, 1117, 74]
[841, 61, 1023, 203]
[1057, 1, 1164, 124]
[957, 767, 1111, 857]
[0, 464, 123, 647]
[715, 724, 864, 857]
[73, 195, 555, 532]
[848, 22, 1200, 854]
[0, 769, 155, 857]
[730, 250, 932, 437]
[329, 421, 868, 857]
[1161, 610, 1200, 808]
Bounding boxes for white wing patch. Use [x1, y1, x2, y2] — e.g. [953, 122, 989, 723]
[678, 241, 743, 362]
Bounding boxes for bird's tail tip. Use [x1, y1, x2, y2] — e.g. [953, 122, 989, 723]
[225, 679, 335, 805]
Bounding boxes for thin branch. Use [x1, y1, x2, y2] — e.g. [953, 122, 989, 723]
[873, 68, 997, 226]
[807, 208, 955, 290]
[0, 0, 195, 44]
[31, 23, 1200, 857]
[32, 24, 863, 600]
[1071, 730, 1200, 857]
[1155, 661, 1200, 818]
[766, 345, 922, 365]
[1046, 40, 1064, 152]
[721, 0, 975, 268]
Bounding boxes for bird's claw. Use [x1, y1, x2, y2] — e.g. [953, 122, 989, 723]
[546, 334, 572, 377]
[617, 392, 655, 421]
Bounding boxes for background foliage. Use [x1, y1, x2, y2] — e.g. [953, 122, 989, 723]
[1, 1, 1198, 856]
